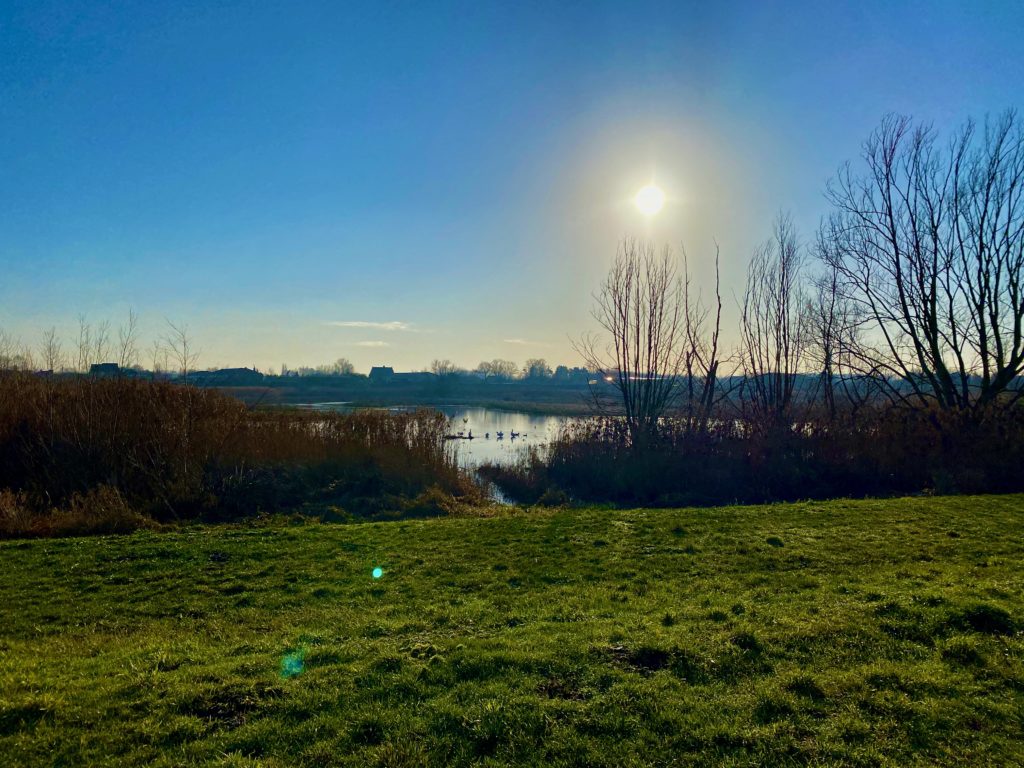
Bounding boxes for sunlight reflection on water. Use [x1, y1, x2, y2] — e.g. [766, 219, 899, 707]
[308, 404, 571, 468]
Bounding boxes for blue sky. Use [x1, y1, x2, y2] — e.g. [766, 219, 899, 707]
[2, 1, 1022, 371]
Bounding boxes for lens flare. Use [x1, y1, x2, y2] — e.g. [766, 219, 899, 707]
[372, 567, 383, 579]
[280, 649, 305, 679]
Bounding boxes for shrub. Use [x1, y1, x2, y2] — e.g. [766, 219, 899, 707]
[0, 490, 35, 538]
[0, 485, 151, 538]
[403, 486, 461, 518]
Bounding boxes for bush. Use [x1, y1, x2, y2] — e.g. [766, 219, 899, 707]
[403, 486, 462, 518]
[0, 490, 34, 537]
[0, 485, 151, 538]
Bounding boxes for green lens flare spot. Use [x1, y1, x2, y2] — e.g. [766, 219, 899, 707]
[372, 567, 383, 579]
[280, 650, 305, 679]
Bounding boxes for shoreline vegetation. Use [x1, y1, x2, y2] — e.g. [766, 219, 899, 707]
[2, 372, 1022, 539]
[0, 374, 477, 539]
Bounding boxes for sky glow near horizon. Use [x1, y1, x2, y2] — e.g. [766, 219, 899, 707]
[1, 1, 1022, 373]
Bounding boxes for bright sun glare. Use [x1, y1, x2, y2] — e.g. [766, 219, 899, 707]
[634, 184, 665, 216]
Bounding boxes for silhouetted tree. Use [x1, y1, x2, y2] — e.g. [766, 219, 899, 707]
[475, 359, 518, 379]
[39, 326, 65, 372]
[117, 309, 140, 371]
[430, 359, 461, 377]
[680, 245, 725, 432]
[808, 264, 842, 420]
[524, 358, 552, 378]
[149, 339, 168, 379]
[75, 315, 91, 373]
[299, 358, 356, 376]
[164, 321, 199, 381]
[820, 111, 1024, 410]
[575, 238, 690, 444]
[93, 320, 111, 366]
[739, 213, 808, 432]
[0, 329, 32, 371]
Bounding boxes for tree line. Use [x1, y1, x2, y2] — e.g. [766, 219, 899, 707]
[1, 320, 587, 383]
[579, 111, 1024, 443]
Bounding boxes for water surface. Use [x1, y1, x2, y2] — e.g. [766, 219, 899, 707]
[306, 403, 570, 467]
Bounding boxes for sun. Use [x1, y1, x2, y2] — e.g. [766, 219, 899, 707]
[634, 184, 665, 216]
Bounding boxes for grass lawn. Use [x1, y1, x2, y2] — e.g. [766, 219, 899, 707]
[1, 495, 1022, 766]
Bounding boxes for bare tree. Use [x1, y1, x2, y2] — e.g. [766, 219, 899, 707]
[0, 329, 32, 371]
[808, 265, 841, 420]
[820, 111, 1024, 411]
[430, 359, 461, 377]
[117, 309, 140, 370]
[524, 358, 552, 378]
[304, 358, 355, 376]
[476, 359, 518, 380]
[76, 315, 91, 372]
[575, 238, 690, 444]
[150, 339, 168, 379]
[739, 213, 808, 431]
[680, 245, 726, 432]
[0, 329, 14, 370]
[92, 319, 111, 366]
[164, 321, 200, 381]
[39, 326, 65, 372]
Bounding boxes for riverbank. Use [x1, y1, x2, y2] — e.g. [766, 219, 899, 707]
[218, 380, 602, 417]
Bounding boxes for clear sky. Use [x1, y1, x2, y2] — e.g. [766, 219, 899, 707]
[2, 1, 1022, 372]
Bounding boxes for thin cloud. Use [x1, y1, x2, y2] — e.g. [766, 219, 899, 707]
[354, 340, 390, 348]
[327, 321, 415, 332]
[504, 338, 549, 346]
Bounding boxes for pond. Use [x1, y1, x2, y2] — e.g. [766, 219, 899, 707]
[302, 403, 572, 468]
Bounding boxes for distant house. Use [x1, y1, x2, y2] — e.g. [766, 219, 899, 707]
[90, 362, 121, 377]
[368, 366, 395, 383]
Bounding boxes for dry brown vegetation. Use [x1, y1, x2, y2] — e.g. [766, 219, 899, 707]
[0, 374, 472, 537]
[481, 402, 1024, 507]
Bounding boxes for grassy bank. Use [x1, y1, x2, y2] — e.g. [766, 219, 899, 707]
[2, 495, 1022, 766]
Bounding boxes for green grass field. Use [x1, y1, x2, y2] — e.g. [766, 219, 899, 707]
[2, 496, 1022, 767]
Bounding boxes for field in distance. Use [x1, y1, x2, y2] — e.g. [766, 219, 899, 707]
[1, 496, 1022, 766]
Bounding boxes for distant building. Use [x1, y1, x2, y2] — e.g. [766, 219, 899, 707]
[368, 366, 395, 383]
[90, 362, 121, 377]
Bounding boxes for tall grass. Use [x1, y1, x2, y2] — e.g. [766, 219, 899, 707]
[480, 404, 1024, 506]
[0, 374, 472, 536]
